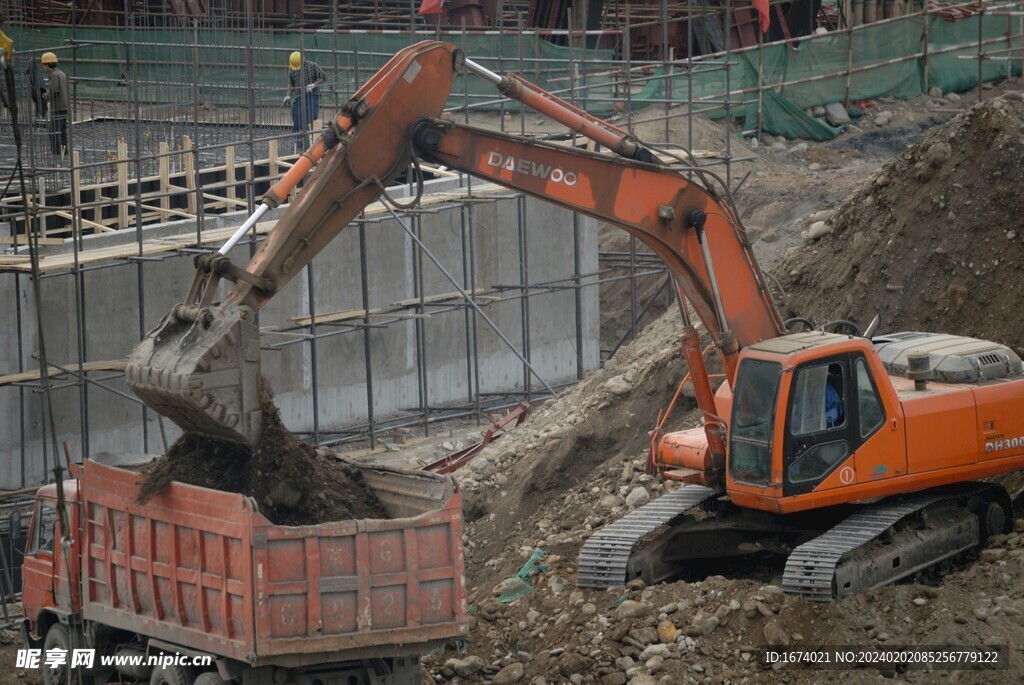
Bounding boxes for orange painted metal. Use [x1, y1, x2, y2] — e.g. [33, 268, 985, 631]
[22, 461, 468, 665]
[226, 41, 460, 311]
[658, 428, 713, 473]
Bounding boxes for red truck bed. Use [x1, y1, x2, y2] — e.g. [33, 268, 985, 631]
[79, 459, 468, 666]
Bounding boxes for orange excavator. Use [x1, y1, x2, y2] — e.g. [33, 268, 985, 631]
[126, 41, 1024, 601]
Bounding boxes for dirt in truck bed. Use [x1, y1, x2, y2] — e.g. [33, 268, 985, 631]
[139, 386, 387, 525]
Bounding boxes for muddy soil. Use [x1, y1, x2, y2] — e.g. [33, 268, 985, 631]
[140, 386, 386, 526]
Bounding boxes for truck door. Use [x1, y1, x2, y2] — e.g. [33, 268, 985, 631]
[21, 498, 58, 627]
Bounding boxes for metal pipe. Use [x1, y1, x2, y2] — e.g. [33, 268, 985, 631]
[358, 221, 377, 449]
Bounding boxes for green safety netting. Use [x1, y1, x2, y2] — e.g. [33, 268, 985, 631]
[8, 26, 617, 113]
[632, 5, 1020, 139]
[10, 2, 1022, 141]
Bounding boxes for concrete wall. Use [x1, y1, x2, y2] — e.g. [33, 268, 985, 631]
[0, 180, 600, 488]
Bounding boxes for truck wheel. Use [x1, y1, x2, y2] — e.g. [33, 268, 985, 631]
[42, 623, 71, 685]
[149, 664, 197, 685]
[194, 672, 226, 685]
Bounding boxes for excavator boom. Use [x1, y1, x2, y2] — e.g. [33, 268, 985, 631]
[127, 41, 783, 450]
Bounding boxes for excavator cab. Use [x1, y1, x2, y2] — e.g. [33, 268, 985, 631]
[724, 332, 902, 511]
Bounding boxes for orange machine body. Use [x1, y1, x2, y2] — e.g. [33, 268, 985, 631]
[657, 332, 1024, 514]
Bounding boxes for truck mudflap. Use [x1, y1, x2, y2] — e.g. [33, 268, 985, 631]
[80, 460, 468, 667]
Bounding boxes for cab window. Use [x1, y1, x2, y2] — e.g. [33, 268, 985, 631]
[28, 501, 57, 555]
[790, 362, 846, 435]
[856, 358, 885, 438]
[787, 440, 850, 484]
[729, 359, 781, 486]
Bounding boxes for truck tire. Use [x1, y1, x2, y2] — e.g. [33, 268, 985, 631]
[194, 672, 226, 685]
[42, 623, 71, 685]
[149, 664, 197, 685]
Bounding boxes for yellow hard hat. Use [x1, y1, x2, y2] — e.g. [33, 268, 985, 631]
[289, 51, 302, 71]
[41, 52, 58, 65]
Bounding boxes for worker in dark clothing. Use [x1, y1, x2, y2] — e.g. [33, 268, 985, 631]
[41, 52, 68, 156]
[284, 51, 325, 152]
[25, 57, 47, 118]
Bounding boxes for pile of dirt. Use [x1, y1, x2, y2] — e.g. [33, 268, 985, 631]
[778, 93, 1024, 355]
[140, 391, 386, 526]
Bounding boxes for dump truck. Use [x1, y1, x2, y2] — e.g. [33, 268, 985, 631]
[20, 453, 468, 685]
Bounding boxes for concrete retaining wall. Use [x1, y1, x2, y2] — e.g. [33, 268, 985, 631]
[0, 180, 600, 488]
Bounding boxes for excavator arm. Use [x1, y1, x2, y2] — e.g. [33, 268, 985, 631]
[126, 41, 785, 466]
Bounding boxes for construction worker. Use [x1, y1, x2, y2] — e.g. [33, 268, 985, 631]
[284, 51, 325, 152]
[40, 51, 68, 156]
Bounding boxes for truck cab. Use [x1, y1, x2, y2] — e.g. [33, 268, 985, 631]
[22, 480, 80, 645]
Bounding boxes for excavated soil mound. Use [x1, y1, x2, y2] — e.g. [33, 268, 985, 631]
[778, 93, 1024, 355]
[139, 391, 386, 526]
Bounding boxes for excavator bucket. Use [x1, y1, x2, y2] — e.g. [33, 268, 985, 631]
[126, 305, 263, 445]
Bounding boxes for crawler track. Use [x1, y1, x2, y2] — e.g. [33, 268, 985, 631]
[577, 485, 716, 589]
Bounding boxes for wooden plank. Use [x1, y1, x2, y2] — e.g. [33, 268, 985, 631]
[117, 139, 128, 229]
[289, 308, 382, 327]
[0, 236, 64, 246]
[71, 150, 82, 239]
[225, 145, 237, 208]
[0, 255, 36, 265]
[201, 192, 248, 209]
[0, 359, 126, 387]
[389, 287, 499, 308]
[182, 135, 196, 216]
[268, 139, 279, 181]
[37, 177, 47, 238]
[159, 141, 170, 215]
[52, 210, 117, 233]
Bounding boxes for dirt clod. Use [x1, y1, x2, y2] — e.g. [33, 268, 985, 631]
[140, 385, 386, 525]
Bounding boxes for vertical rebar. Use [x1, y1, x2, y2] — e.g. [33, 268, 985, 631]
[68, 34, 88, 461]
[358, 222, 377, 448]
[724, 0, 733, 188]
[660, 0, 670, 142]
[460, 205, 475, 403]
[516, 195, 532, 401]
[413, 213, 429, 434]
[127, 7, 150, 452]
[923, 0, 930, 93]
[978, 4, 985, 103]
[573, 214, 585, 380]
[468, 202, 482, 421]
[306, 262, 321, 444]
[15, 272, 26, 486]
[192, 20, 204, 242]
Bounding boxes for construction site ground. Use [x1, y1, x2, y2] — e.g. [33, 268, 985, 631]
[5, 80, 1024, 685]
